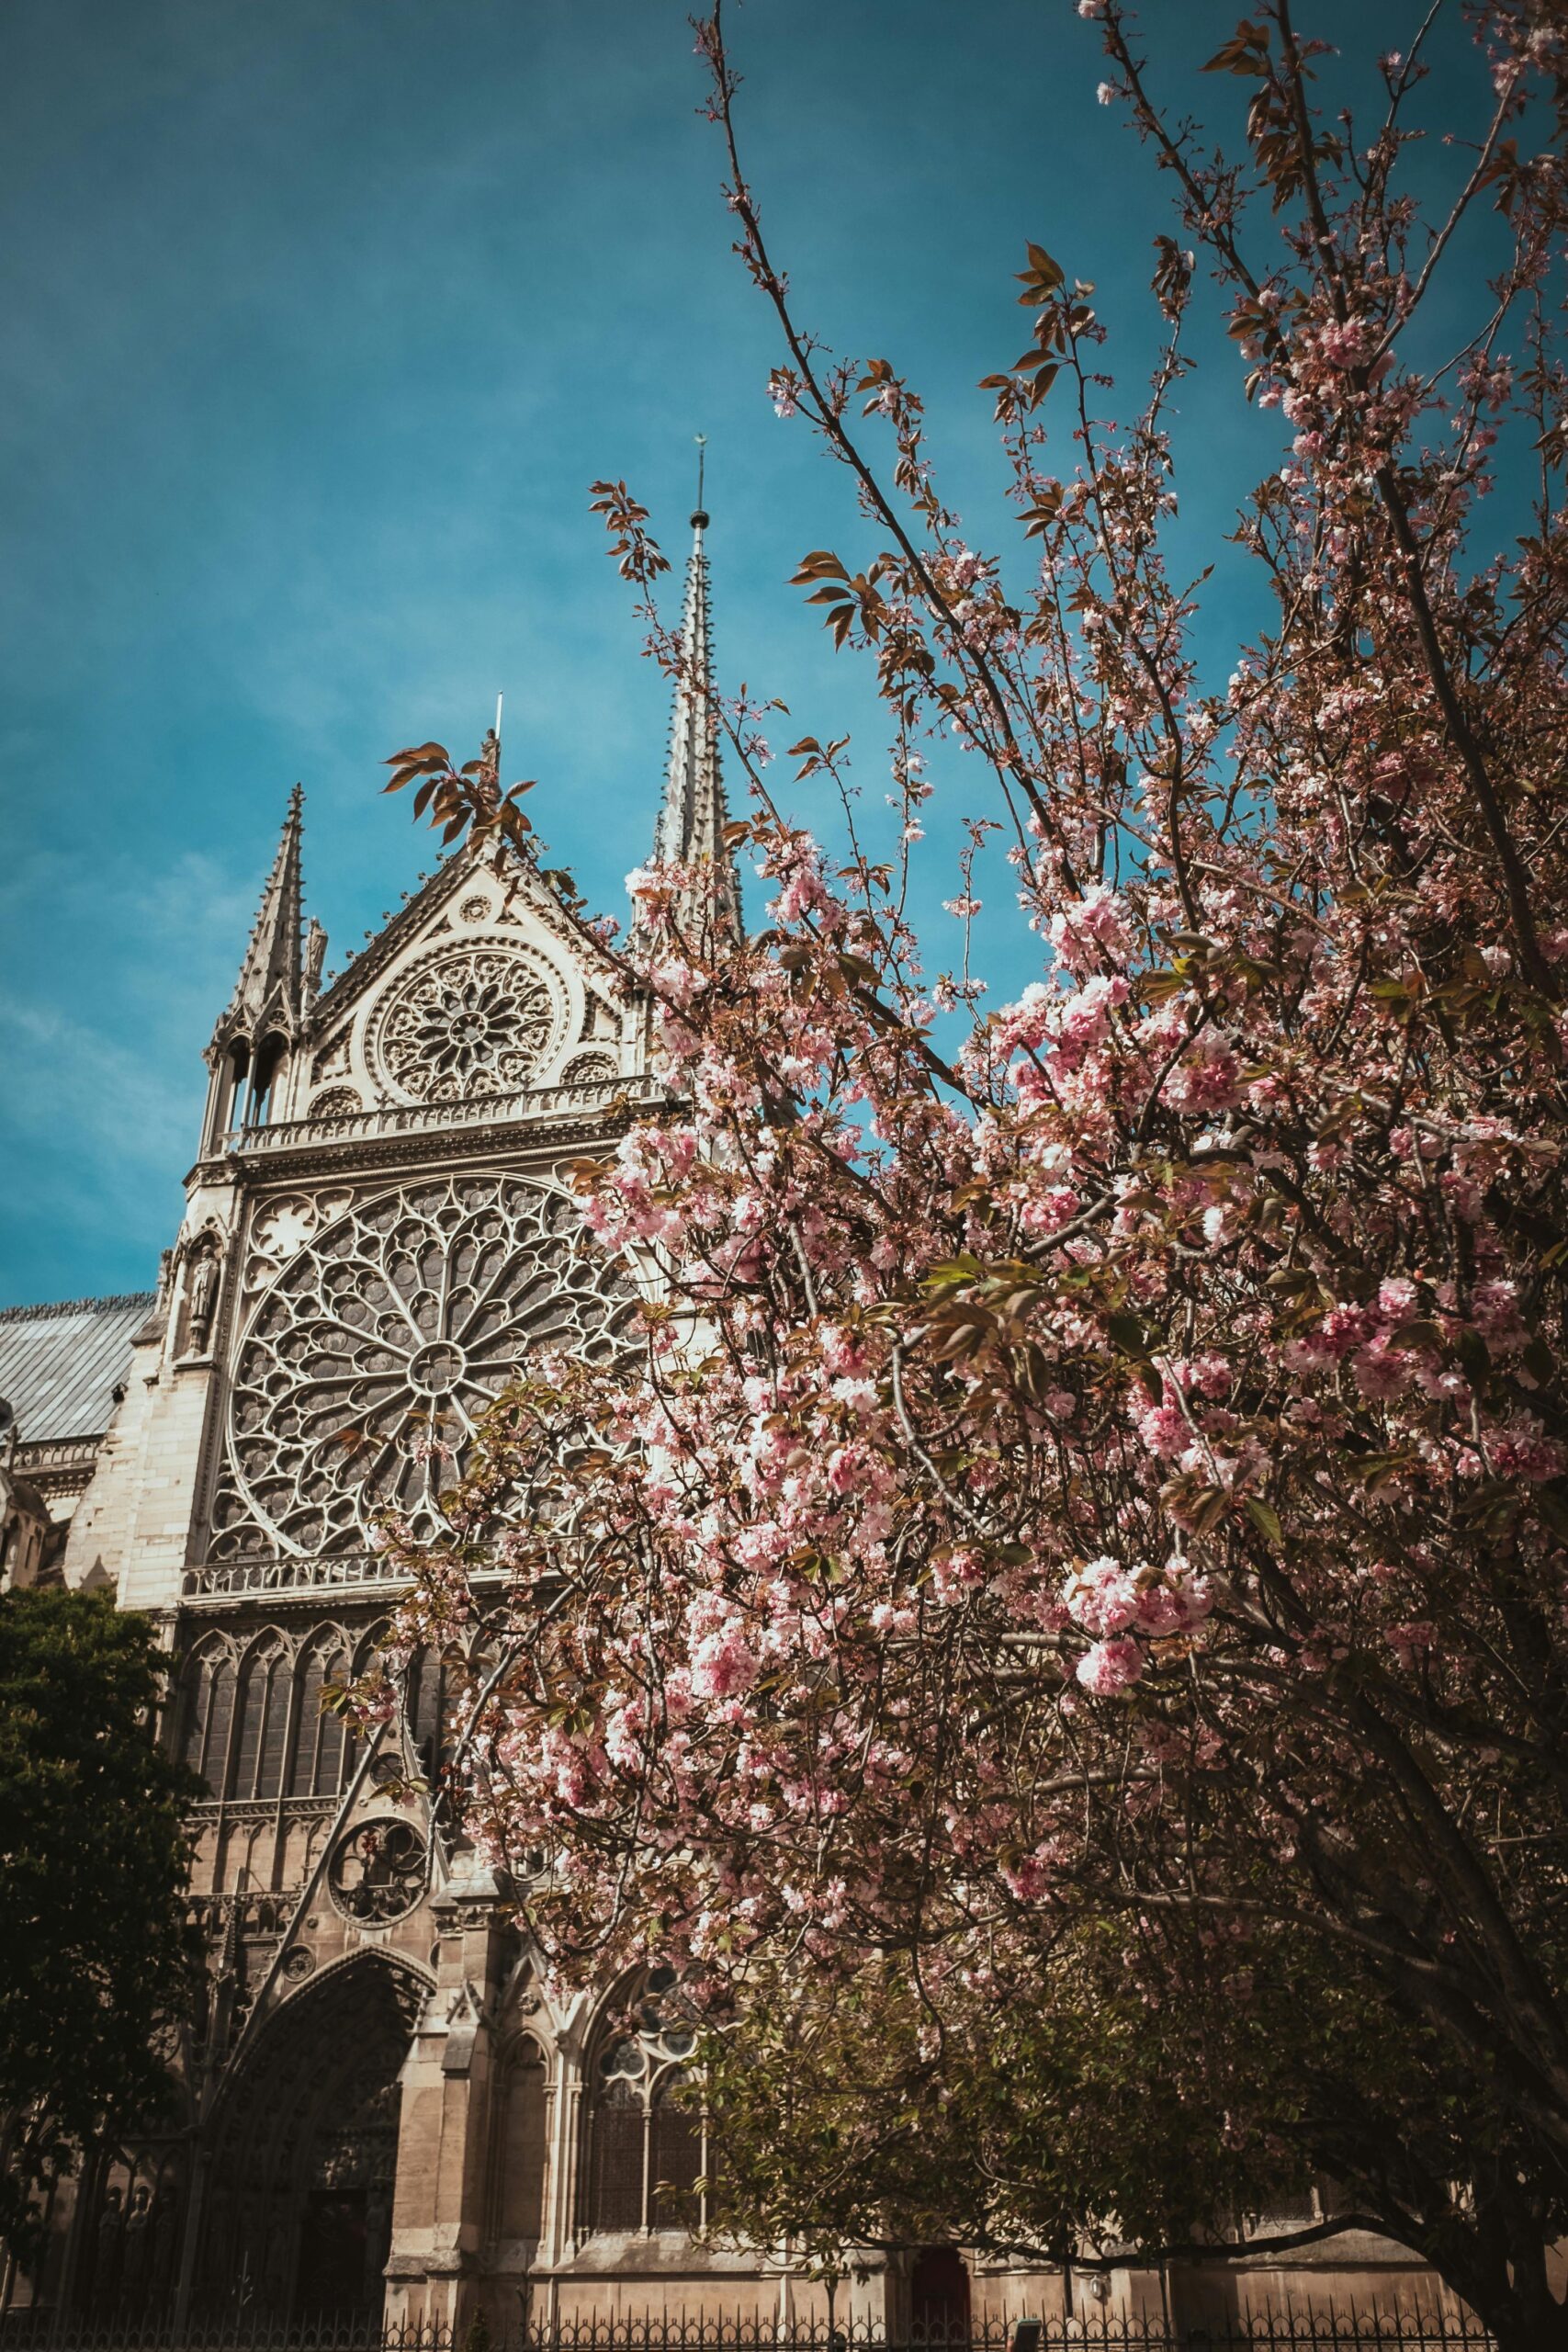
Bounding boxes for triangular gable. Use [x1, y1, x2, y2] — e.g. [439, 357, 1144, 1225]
[302, 838, 634, 1114]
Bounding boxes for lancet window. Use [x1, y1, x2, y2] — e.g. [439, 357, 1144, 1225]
[246, 1034, 288, 1127]
[175, 1623, 366, 1801]
[178, 1640, 237, 1792]
[406, 1644, 466, 1792]
[175, 1623, 469, 1804]
[289, 1630, 353, 1796]
[231, 1639, 291, 1799]
[221, 1041, 250, 1135]
[582, 1971, 706, 2236]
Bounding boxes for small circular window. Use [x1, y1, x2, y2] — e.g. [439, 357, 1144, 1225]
[328, 1818, 427, 1925]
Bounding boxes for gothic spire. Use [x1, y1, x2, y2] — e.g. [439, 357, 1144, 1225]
[649, 497, 741, 944]
[212, 786, 307, 1047]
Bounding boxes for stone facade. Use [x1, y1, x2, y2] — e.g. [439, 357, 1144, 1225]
[0, 522, 1471, 2338]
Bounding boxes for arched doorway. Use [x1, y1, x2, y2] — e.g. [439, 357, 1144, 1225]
[197, 1955, 428, 2320]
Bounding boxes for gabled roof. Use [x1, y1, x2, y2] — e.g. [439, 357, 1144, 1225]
[310, 832, 632, 1036]
[0, 1293, 155, 1443]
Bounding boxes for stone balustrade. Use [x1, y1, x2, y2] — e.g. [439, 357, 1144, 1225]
[220, 1070, 663, 1158]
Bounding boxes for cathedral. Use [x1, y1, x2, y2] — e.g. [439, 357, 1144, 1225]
[0, 512, 742, 2341]
[0, 517, 1456, 2343]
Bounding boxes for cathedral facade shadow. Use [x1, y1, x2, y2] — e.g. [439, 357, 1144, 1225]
[194, 1953, 428, 2322]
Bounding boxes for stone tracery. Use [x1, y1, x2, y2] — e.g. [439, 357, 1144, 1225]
[371, 944, 558, 1104]
[583, 1972, 705, 2236]
[210, 1174, 628, 1559]
[328, 1818, 427, 1925]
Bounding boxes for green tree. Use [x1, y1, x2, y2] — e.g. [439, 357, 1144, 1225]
[0, 1588, 202, 2268]
[697, 1918, 1549, 2320]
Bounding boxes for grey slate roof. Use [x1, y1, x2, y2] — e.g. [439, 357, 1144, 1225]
[0, 1293, 156, 1443]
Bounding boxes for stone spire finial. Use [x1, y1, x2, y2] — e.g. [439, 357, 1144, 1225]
[211, 786, 308, 1048]
[647, 492, 741, 944]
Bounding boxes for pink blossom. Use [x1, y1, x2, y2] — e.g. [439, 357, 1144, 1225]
[1076, 1635, 1145, 1695]
[1352, 1340, 1412, 1401]
[689, 1620, 761, 1700]
[1132, 1400, 1188, 1459]
[1164, 1033, 1244, 1114]
[1049, 885, 1133, 973]
[1063, 1556, 1140, 1637]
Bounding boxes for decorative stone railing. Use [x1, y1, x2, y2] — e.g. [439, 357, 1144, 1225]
[183, 1551, 406, 1599]
[220, 1070, 663, 1158]
[182, 1551, 508, 1600]
[187, 1869, 321, 1923]
[17, 1434, 104, 1494]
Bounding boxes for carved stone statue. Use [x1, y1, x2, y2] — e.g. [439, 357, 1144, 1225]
[186, 1246, 220, 1353]
[303, 918, 328, 996]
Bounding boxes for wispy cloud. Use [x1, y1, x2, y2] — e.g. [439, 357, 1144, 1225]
[5, 1001, 197, 1169]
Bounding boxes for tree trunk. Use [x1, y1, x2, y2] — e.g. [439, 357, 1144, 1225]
[1430, 2235, 1568, 2352]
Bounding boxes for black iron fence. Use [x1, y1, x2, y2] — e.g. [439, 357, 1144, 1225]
[0, 2314, 1495, 2352]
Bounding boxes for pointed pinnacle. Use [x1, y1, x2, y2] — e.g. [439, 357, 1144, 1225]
[641, 509, 740, 944]
[211, 787, 307, 1046]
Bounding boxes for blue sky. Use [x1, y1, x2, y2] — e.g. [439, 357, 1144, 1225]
[0, 0, 1499, 1304]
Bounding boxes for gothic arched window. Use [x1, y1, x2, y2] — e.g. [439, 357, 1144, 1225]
[222, 1040, 251, 1136]
[582, 1973, 706, 2237]
[288, 1630, 351, 1797]
[649, 2070, 704, 2228]
[407, 1645, 466, 1793]
[230, 1639, 290, 1800]
[586, 2062, 645, 2233]
[178, 1641, 236, 1794]
[246, 1035, 288, 1128]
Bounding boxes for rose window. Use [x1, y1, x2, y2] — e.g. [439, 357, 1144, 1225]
[328, 1818, 427, 1924]
[211, 1175, 629, 1559]
[373, 946, 558, 1103]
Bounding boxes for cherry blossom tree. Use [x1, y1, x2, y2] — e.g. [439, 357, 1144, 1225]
[371, 6, 1568, 2341]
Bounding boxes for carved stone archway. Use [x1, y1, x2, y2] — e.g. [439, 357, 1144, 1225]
[197, 1954, 429, 2320]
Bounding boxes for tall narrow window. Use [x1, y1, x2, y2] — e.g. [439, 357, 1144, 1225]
[649, 2073, 703, 2230]
[179, 1645, 236, 1794]
[407, 1645, 461, 1792]
[288, 1636, 350, 1796]
[586, 2063, 644, 2233]
[231, 1643, 288, 1800]
[225, 1042, 251, 1135]
[582, 1975, 706, 2235]
[247, 1035, 288, 1127]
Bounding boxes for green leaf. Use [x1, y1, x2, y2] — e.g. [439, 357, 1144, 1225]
[1105, 1312, 1147, 1357]
[1244, 1497, 1283, 1547]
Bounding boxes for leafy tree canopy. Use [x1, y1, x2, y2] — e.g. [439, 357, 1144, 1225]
[0, 1588, 201, 2267]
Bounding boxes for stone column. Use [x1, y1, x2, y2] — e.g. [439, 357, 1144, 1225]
[384, 1861, 514, 2337]
[540, 1998, 589, 2268]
